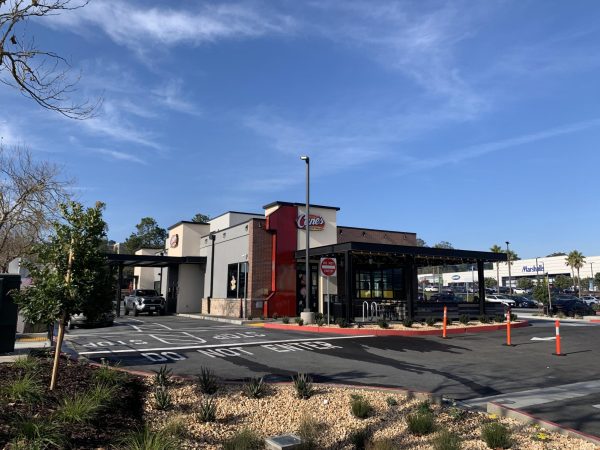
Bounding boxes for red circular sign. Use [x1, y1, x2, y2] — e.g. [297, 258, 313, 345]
[320, 257, 337, 277]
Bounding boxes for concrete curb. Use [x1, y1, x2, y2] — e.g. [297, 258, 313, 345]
[487, 401, 600, 446]
[263, 320, 529, 336]
[519, 314, 600, 324]
[175, 313, 247, 325]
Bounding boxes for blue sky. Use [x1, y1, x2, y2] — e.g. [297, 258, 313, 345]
[2, 0, 600, 258]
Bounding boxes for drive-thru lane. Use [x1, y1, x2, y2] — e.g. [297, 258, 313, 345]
[66, 315, 600, 437]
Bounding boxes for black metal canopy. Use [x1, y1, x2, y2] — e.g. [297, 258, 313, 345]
[106, 253, 207, 267]
[294, 242, 507, 266]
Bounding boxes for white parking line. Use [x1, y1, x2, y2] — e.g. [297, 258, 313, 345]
[78, 335, 375, 355]
[152, 322, 173, 330]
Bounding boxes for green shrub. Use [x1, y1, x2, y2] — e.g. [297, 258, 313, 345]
[198, 397, 217, 422]
[351, 395, 373, 419]
[336, 317, 349, 328]
[494, 314, 505, 323]
[593, 303, 600, 311]
[297, 415, 322, 450]
[366, 439, 395, 450]
[282, 316, 290, 324]
[89, 381, 117, 406]
[162, 414, 187, 438]
[272, 312, 279, 320]
[556, 311, 566, 319]
[153, 365, 173, 388]
[315, 312, 324, 321]
[481, 422, 512, 449]
[55, 391, 104, 423]
[432, 429, 462, 450]
[478, 315, 490, 324]
[385, 396, 398, 407]
[154, 386, 172, 411]
[348, 427, 371, 450]
[426, 317, 436, 327]
[4, 373, 43, 403]
[10, 416, 64, 450]
[402, 318, 413, 328]
[510, 313, 518, 322]
[294, 317, 303, 324]
[416, 400, 432, 414]
[406, 411, 435, 435]
[459, 315, 469, 325]
[377, 319, 389, 329]
[447, 405, 466, 421]
[119, 427, 178, 450]
[243, 377, 266, 399]
[316, 318, 325, 326]
[197, 367, 219, 394]
[93, 361, 126, 385]
[292, 373, 314, 399]
[223, 428, 263, 450]
[12, 355, 41, 374]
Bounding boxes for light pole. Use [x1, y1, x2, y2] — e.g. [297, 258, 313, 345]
[300, 156, 312, 320]
[506, 241, 512, 295]
[591, 262, 595, 292]
[535, 257, 540, 286]
[471, 265, 475, 302]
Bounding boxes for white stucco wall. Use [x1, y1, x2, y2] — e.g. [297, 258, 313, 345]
[200, 221, 251, 299]
[167, 222, 209, 257]
[134, 249, 158, 289]
[209, 212, 262, 233]
[176, 264, 205, 313]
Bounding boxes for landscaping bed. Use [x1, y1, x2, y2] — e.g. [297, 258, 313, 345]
[144, 370, 596, 450]
[0, 352, 146, 449]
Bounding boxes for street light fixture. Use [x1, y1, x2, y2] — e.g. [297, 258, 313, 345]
[506, 241, 512, 295]
[300, 156, 311, 317]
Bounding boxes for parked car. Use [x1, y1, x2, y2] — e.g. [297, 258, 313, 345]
[424, 286, 439, 292]
[68, 310, 115, 329]
[509, 296, 538, 308]
[580, 295, 600, 305]
[485, 294, 516, 307]
[513, 287, 532, 295]
[124, 289, 167, 316]
[429, 293, 458, 303]
[551, 299, 594, 317]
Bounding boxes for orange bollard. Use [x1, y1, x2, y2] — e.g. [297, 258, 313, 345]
[553, 320, 563, 356]
[442, 305, 448, 338]
[504, 308, 512, 346]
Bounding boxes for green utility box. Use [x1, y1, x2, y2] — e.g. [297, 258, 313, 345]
[0, 274, 21, 353]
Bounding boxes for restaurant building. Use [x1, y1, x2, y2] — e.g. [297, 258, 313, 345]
[124, 201, 506, 321]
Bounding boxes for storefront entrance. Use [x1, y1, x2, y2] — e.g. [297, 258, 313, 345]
[296, 263, 318, 315]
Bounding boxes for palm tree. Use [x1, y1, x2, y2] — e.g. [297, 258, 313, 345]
[566, 250, 586, 297]
[490, 244, 503, 291]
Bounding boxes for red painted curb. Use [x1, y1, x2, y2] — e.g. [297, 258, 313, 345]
[590, 319, 600, 323]
[263, 320, 529, 336]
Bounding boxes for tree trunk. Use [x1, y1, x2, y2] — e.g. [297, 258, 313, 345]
[571, 267, 575, 292]
[496, 263, 500, 291]
[577, 268, 581, 298]
[49, 315, 66, 390]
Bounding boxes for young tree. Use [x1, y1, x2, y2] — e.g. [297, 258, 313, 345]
[416, 238, 426, 247]
[546, 252, 566, 257]
[0, 145, 70, 271]
[517, 278, 534, 289]
[14, 200, 112, 390]
[484, 277, 497, 289]
[532, 278, 549, 305]
[565, 250, 585, 297]
[191, 213, 210, 223]
[123, 217, 167, 253]
[433, 241, 453, 249]
[0, 0, 99, 118]
[554, 274, 572, 292]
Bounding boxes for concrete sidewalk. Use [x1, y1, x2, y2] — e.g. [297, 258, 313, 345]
[516, 312, 600, 323]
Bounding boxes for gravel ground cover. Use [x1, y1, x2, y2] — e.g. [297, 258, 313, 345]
[145, 377, 597, 449]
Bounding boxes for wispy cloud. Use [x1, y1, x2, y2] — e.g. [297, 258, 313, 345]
[46, 1, 296, 53]
[152, 79, 201, 116]
[403, 118, 600, 172]
[93, 148, 147, 165]
[0, 119, 21, 147]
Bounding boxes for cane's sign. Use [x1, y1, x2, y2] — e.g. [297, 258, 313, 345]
[296, 214, 326, 231]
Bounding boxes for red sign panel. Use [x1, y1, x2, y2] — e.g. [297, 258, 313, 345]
[296, 214, 326, 231]
[320, 257, 337, 277]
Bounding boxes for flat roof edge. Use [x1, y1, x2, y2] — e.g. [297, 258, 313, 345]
[262, 201, 340, 211]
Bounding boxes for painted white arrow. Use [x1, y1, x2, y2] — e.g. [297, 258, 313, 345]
[530, 337, 556, 341]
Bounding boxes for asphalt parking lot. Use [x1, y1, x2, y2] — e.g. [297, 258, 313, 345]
[66, 315, 600, 437]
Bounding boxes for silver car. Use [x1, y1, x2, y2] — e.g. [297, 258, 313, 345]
[124, 289, 167, 316]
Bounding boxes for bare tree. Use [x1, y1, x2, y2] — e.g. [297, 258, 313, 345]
[0, 0, 99, 118]
[0, 145, 70, 271]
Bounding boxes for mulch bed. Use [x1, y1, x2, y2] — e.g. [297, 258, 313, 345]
[0, 352, 146, 449]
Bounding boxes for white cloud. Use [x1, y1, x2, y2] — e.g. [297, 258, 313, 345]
[152, 79, 201, 116]
[0, 119, 21, 147]
[403, 118, 600, 172]
[93, 148, 147, 165]
[46, 1, 296, 52]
